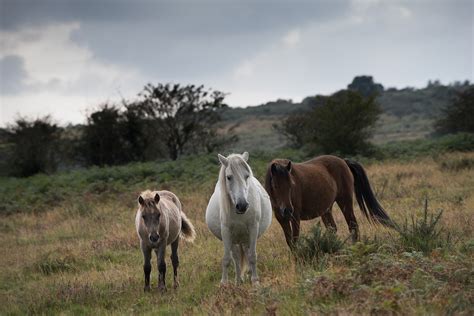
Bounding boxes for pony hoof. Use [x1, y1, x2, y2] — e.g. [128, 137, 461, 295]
[251, 278, 260, 286]
[144, 286, 151, 292]
[220, 280, 228, 286]
[173, 282, 180, 289]
[158, 285, 167, 293]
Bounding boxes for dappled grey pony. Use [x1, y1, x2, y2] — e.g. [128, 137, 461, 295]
[206, 152, 272, 285]
[135, 190, 196, 292]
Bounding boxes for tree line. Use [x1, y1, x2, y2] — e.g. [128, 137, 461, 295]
[3, 83, 236, 177]
[3, 77, 473, 177]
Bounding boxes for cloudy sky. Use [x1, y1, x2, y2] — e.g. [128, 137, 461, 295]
[0, 0, 472, 126]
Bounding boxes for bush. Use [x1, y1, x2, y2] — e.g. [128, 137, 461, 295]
[294, 224, 344, 263]
[439, 156, 474, 171]
[436, 86, 474, 134]
[5, 116, 60, 177]
[277, 90, 381, 156]
[395, 199, 452, 254]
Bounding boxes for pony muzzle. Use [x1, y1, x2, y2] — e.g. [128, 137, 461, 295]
[280, 207, 293, 219]
[235, 201, 249, 214]
[149, 233, 159, 243]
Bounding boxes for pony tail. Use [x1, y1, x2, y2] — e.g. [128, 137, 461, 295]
[344, 159, 394, 228]
[180, 212, 196, 242]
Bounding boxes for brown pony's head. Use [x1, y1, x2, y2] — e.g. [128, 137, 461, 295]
[138, 191, 162, 245]
[265, 160, 294, 219]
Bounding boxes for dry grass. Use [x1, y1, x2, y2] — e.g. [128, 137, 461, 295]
[1, 152, 473, 314]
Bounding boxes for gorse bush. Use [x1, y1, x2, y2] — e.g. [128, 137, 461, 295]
[395, 199, 452, 254]
[293, 224, 344, 263]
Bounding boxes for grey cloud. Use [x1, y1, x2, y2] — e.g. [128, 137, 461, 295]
[2, 0, 350, 81]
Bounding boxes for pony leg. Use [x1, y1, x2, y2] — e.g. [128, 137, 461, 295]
[321, 207, 337, 232]
[290, 217, 301, 244]
[171, 238, 180, 289]
[231, 244, 243, 284]
[336, 199, 359, 242]
[248, 224, 260, 285]
[277, 217, 293, 248]
[155, 244, 167, 292]
[220, 226, 233, 285]
[141, 241, 152, 292]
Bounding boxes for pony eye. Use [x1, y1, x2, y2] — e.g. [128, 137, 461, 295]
[227, 175, 232, 181]
[142, 215, 146, 220]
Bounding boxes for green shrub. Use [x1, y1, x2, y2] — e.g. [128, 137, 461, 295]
[395, 199, 452, 254]
[294, 224, 344, 263]
[439, 156, 474, 171]
[380, 133, 474, 159]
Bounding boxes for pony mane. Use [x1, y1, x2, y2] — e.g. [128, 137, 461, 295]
[264, 159, 291, 204]
[218, 154, 253, 213]
[139, 190, 155, 200]
[138, 190, 161, 211]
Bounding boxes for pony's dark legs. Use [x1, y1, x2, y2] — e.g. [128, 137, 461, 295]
[274, 207, 294, 248]
[336, 198, 359, 242]
[155, 244, 166, 291]
[141, 241, 152, 292]
[321, 207, 337, 232]
[171, 238, 180, 289]
[290, 215, 300, 244]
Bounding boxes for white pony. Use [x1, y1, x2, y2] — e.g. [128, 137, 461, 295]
[205, 152, 272, 285]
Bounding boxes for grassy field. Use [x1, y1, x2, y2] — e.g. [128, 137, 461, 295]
[1, 151, 473, 315]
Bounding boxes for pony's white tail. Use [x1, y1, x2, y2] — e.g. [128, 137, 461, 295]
[239, 245, 248, 279]
[180, 212, 196, 242]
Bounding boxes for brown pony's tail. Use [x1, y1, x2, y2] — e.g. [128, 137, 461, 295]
[344, 159, 394, 228]
[180, 212, 196, 242]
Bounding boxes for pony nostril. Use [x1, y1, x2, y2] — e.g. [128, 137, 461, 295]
[149, 235, 159, 243]
[236, 202, 248, 213]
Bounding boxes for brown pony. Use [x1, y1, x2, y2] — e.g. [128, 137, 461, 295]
[264, 155, 393, 248]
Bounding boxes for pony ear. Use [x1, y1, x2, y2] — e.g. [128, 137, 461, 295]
[242, 151, 249, 162]
[218, 154, 228, 167]
[287, 161, 292, 172]
[271, 163, 277, 174]
[154, 193, 160, 204]
[138, 196, 144, 205]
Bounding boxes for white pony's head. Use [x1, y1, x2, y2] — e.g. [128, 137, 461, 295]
[218, 152, 253, 214]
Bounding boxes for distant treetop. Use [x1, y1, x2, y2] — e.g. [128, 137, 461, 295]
[348, 76, 384, 97]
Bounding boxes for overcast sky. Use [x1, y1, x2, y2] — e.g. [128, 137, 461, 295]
[0, 0, 472, 126]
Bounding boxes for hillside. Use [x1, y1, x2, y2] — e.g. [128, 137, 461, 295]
[220, 81, 470, 151]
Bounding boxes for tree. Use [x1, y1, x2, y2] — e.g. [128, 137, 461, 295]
[348, 76, 384, 97]
[436, 87, 474, 134]
[277, 90, 381, 155]
[122, 102, 166, 161]
[273, 114, 308, 148]
[139, 83, 228, 160]
[81, 104, 129, 166]
[6, 116, 60, 177]
[309, 90, 381, 155]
